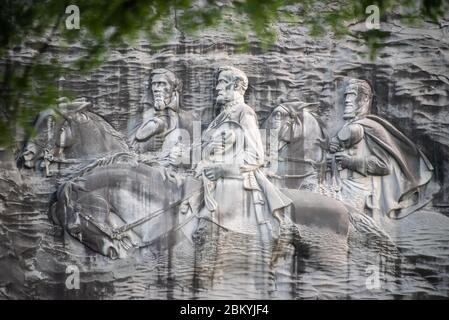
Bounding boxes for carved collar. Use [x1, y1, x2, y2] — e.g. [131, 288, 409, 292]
[208, 100, 242, 129]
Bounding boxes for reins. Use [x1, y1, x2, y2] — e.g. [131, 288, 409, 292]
[73, 187, 204, 242]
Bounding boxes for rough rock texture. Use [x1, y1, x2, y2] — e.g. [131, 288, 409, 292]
[1, 9, 449, 299]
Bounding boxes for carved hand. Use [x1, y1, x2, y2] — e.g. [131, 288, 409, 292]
[329, 140, 342, 153]
[326, 153, 351, 170]
[203, 164, 224, 181]
[194, 162, 204, 178]
[334, 153, 351, 169]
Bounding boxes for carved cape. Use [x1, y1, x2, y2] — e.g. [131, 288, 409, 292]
[356, 114, 437, 218]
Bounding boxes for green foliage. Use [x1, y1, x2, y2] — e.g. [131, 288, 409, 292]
[0, 0, 446, 150]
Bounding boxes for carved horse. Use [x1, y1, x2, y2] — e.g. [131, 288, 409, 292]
[19, 99, 129, 175]
[50, 158, 189, 259]
[50, 157, 350, 259]
[264, 101, 328, 189]
[19, 99, 349, 259]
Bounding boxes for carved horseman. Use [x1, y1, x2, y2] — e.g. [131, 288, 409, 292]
[183, 66, 297, 242]
[45, 68, 352, 261]
[130, 68, 183, 164]
[327, 79, 436, 219]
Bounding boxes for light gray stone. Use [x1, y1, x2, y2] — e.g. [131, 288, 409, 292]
[1, 7, 449, 299]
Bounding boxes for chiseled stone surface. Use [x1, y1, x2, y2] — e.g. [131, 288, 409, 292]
[1, 9, 449, 299]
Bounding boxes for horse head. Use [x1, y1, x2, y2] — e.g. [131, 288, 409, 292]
[19, 109, 63, 170]
[53, 98, 91, 151]
[54, 97, 129, 159]
[19, 97, 129, 173]
[267, 101, 327, 152]
[265, 101, 328, 188]
[50, 181, 140, 259]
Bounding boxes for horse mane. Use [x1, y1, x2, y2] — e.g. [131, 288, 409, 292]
[304, 110, 329, 147]
[83, 111, 129, 150]
[66, 152, 139, 180]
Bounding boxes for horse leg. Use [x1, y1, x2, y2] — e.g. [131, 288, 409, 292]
[270, 206, 302, 271]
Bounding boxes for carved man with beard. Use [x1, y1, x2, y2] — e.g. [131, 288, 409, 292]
[183, 66, 298, 248]
[130, 68, 182, 160]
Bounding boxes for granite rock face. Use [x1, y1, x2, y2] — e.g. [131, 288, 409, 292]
[30, 17, 449, 204]
[1, 8, 449, 299]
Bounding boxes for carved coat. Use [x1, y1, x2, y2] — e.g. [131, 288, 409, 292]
[335, 114, 436, 218]
[195, 101, 292, 233]
[129, 98, 179, 154]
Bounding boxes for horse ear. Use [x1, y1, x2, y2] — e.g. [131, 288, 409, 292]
[56, 98, 92, 119]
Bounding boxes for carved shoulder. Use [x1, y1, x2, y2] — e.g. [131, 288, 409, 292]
[338, 123, 364, 148]
[237, 103, 257, 122]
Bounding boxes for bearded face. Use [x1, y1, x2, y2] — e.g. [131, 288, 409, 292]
[151, 74, 173, 110]
[216, 70, 240, 105]
[343, 83, 372, 120]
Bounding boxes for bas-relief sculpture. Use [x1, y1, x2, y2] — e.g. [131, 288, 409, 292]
[326, 79, 436, 220]
[129, 68, 183, 160]
[20, 97, 129, 175]
[9, 64, 443, 298]
[264, 100, 328, 190]
[41, 66, 352, 260]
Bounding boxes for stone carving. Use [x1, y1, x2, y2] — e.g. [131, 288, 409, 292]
[190, 66, 295, 236]
[264, 100, 328, 189]
[5, 65, 444, 299]
[50, 159, 191, 259]
[181, 68, 351, 248]
[19, 69, 187, 175]
[19, 97, 129, 175]
[326, 79, 437, 219]
[2, 8, 448, 299]
[129, 68, 182, 158]
[48, 66, 354, 260]
[20, 72, 439, 264]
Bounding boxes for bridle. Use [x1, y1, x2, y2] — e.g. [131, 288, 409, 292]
[70, 187, 206, 249]
[27, 121, 103, 176]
